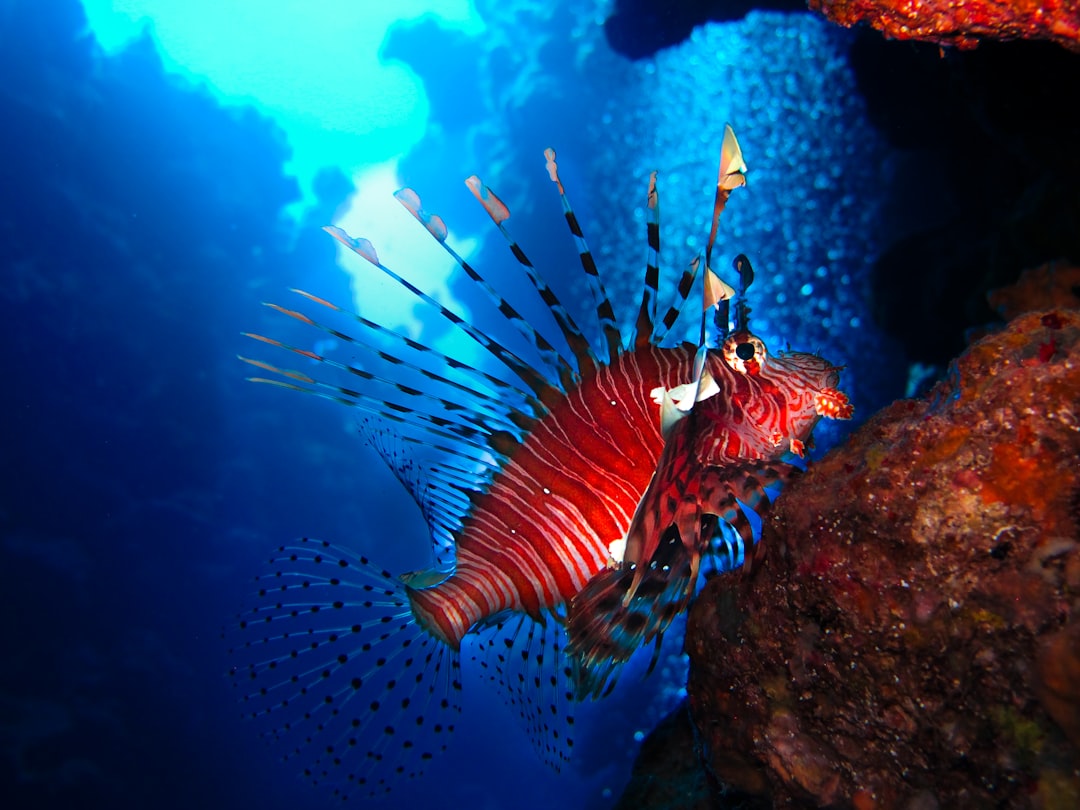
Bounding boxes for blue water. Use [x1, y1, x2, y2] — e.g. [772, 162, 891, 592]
[1, 1, 908, 808]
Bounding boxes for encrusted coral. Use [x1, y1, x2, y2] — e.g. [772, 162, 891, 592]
[810, 0, 1080, 52]
[988, 262, 1080, 321]
[685, 303, 1080, 807]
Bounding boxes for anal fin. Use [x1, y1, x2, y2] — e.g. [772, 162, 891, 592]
[469, 611, 576, 770]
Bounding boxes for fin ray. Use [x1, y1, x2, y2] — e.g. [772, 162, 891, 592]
[229, 538, 462, 800]
[632, 170, 661, 350]
[397, 186, 578, 389]
[325, 225, 561, 405]
[543, 149, 624, 362]
[466, 173, 599, 376]
[471, 611, 576, 770]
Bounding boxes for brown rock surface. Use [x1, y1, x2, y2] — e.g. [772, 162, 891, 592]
[613, 703, 768, 810]
[686, 307, 1080, 807]
[988, 262, 1080, 322]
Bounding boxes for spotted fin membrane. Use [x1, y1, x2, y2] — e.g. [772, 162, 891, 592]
[232, 538, 461, 799]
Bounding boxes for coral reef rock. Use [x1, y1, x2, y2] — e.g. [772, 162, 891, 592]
[613, 703, 759, 810]
[988, 262, 1080, 322]
[686, 306, 1080, 808]
[810, 0, 1080, 52]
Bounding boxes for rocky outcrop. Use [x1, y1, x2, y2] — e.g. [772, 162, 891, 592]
[810, 0, 1080, 52]
[684, 284, 1080, 807]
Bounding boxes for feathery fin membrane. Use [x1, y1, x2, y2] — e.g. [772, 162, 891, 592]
[228, 538, 463, 800]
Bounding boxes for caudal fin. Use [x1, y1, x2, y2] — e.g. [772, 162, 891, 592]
[228, 538, 461, 800]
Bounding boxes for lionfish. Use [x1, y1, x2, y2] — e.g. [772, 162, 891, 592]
[230, 125, 852, 799]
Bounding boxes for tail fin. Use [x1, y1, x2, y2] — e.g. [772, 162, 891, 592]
[228, 538, 461, 800]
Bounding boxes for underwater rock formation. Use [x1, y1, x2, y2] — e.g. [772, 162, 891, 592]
[683, 294, 1080, 806]
[613, 703, 753, 810]
[988, 261, 1080, 321]
[810, 0, 1080, 52]
[602, 0, 805, 58]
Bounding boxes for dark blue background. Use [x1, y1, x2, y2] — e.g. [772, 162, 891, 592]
[0, 3, 682, 807]
[12, 0, 1042, 806]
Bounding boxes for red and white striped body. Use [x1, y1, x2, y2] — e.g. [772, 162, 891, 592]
[407, 339, 849, 650]
[408, 345, 692, 646]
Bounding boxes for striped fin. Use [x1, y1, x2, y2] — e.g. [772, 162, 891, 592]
[699, 461, 797, 572]
[632, 170, 661, 350]
[567, 522, 698, 701]
[239, 331, 517, 445]
[241, 317, 522, 440]
[241, 376, 498, 477]
[465, 174, 598, 376]
[652, 255, 702, 346]
[228, 538, 462, 800]
[471, 611, 576, 770]
[237, 349, 504, 463]
[566, 458, 797, 700]
[702, 519, 750, 578]
[324, 225, 561, 407]
[288, 288, 546, 422]
[395, 187, 577, 391]
[543, 148, 623, 363]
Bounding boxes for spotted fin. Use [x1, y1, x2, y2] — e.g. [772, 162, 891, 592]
[470, 611, 577, 770]
[228, 538, 462, 800]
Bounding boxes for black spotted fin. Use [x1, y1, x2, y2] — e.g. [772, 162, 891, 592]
[470, 611, 578, 771]
[229, 538, 462, 801]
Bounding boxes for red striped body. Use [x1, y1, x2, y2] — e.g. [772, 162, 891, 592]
[407, 340, 848, 649]
[408, 344, 694, 647]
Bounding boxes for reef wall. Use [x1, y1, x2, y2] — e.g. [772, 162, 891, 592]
[810, 0, 1080, 52]
[684, 267, 1080, 807]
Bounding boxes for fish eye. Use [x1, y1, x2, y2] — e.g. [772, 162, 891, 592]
[721, 332, 767, 374]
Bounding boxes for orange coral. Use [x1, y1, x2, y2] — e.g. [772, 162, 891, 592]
[686, 307, 1080, 807]
[810, 0, 1080, 52]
